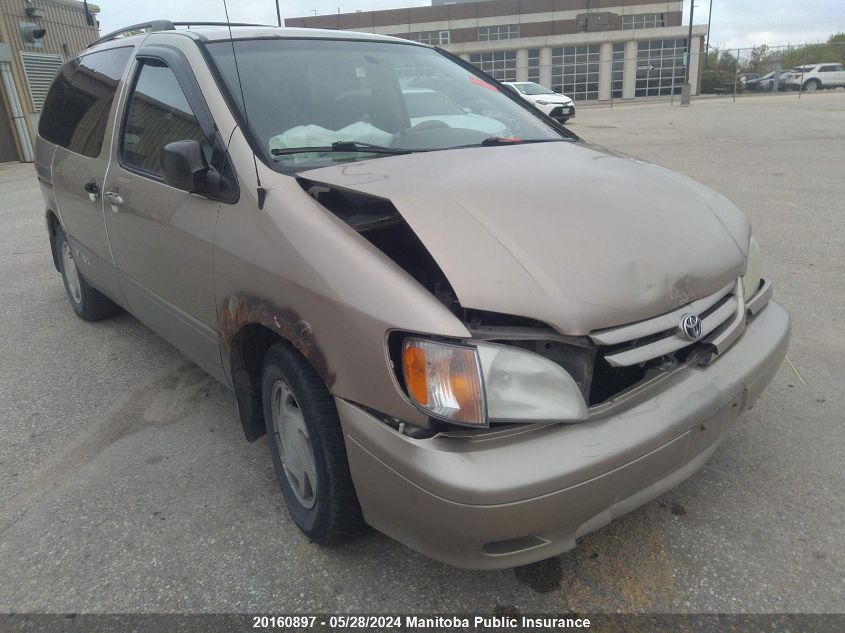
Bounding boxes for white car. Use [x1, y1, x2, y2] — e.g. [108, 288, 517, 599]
[503, 81, 575, 123]
[402, 88, 510, 137]
[785, 63, 845, 91]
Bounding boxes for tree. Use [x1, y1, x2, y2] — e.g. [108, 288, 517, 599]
[701, 47, 739, 93]
[779, 34, 845, 69]
[741, 45, 772, 73]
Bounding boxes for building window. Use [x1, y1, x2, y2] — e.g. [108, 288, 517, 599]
[635, 39, 686, 97]
[478, 24, 519, 41]
[622, 13, 666, 30]
[611, 43, 624, 98]
[551, 45, 599, 101]
[469, 51, 517, 81]
[408, 30, 450, 45]
[527, 48, 540, 84]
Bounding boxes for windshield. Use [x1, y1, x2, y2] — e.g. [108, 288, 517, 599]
[206, 38, 564, 169]
[403, 90, 465, 117]
[515, 82, 556, 96]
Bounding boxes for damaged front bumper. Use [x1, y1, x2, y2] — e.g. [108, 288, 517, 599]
[337, 301, 790, 569]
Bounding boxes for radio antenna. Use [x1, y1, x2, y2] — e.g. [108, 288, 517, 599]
[222, 0, 267, 208]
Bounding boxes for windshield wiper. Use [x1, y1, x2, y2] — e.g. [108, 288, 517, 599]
[271, 140, 412, 157]
[478, 137, 564, 147]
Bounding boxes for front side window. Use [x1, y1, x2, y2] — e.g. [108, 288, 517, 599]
[206, 39, 563, 170]
[121, 59, 207, 177]
[39, 47, 131, 156]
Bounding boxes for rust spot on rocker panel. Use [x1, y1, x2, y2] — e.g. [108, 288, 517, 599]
[219, 295, 335, 387]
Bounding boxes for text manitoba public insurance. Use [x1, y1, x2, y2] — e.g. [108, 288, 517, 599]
[406, 616, 591, 628]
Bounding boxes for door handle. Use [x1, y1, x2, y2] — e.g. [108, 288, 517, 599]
[84, 182, 100, 201]
[104, 191, 124, 207]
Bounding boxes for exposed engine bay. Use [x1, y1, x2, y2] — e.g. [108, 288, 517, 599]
[300, 178, 700, 411]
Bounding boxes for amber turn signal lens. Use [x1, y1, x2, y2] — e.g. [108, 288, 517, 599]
[401, 338, 486, 426]
[403, 344, 429, 406]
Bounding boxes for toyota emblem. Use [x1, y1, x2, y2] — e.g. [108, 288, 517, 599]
[679, 313, 703, 341]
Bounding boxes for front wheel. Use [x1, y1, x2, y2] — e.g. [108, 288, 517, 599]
[803, 79, 820, 92]
[262, 342, 363, 544]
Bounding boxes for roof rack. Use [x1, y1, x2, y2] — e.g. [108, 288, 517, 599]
[87, 20, 276, 49]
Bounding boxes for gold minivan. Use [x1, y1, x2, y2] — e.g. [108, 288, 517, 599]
[36, 22, 790, 569]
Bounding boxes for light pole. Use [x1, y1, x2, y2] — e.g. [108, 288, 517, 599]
[275, 0, 281, 26]
[704, 0, 713, 68]
[681, 1, 695, 104]
[685, 0, 695, 83]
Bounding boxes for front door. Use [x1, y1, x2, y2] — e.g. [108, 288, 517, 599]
[102, 54, 224, 382]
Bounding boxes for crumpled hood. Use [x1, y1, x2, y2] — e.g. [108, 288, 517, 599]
[300, 140, 750, 334]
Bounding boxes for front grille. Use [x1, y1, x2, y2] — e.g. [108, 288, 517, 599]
[471, 278, 764, 412]
[589, 281, 745, 368]
[589, 355, 646, 405]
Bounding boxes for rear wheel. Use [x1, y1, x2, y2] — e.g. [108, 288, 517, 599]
[262, 342, 363, 543]
[56, 227, 121, 321]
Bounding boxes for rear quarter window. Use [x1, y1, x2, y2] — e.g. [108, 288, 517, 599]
[38, 61, 75, 146]
[39, 46, 132, 157]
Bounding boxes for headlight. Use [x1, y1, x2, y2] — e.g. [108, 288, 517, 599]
[401, 338, 587, 427]
[742, 235, 763, 303]
[536, 100, 551, 105]
[476, 342, 587, 423]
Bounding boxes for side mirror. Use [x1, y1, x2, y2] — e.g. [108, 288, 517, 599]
[161, 140, 209, 193]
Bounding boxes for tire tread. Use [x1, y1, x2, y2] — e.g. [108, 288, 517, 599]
[262, 342, 364, 544]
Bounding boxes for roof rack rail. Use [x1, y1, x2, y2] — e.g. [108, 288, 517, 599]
[87, 20, 175, 48]
[87, 20, 276, 49]
[172, 21, 275, 28]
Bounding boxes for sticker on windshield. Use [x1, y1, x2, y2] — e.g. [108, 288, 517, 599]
[356, 66, 367, 78]
[468, 75, 498, 92]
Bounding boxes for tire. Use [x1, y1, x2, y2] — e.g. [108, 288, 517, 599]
[55, 227, 121, 321]
[803, 79, 820, 92]
[262, 341, 364, 544]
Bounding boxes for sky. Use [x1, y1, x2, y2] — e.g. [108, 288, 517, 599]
[94, 0, 845, 50]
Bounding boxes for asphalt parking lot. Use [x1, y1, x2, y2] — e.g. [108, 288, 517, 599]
[1, 91, 843, 615]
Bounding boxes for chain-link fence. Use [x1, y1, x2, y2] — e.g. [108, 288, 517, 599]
[699, 40, 845, 101]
